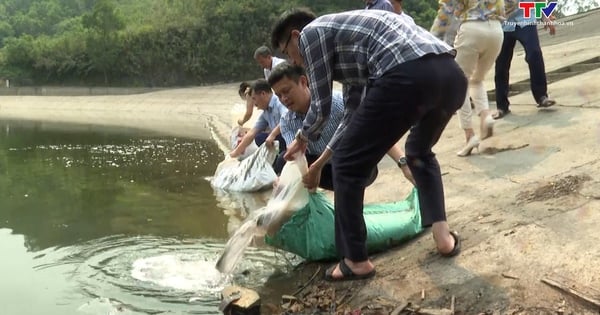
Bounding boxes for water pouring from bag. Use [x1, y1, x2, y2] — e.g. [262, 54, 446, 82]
[215, 153, 309, 274]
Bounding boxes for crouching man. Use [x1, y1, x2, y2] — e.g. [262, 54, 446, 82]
[267, 62, 414, 190]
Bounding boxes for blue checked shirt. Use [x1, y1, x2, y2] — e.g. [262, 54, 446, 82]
[298, 10, 453, 142]
[254, 94, 288, 132]
[280, 91, 345, 155]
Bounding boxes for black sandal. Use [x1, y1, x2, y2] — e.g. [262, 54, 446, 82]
[440, 231, 461, 257]
[324, 259, 376, 282]
[492, 109, 511, 120]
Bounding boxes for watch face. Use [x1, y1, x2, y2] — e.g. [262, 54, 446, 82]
[398, 157, 407, 166]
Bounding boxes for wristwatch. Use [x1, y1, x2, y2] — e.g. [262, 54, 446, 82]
[397, 156, 407, 168]
[294, 129, 308, 143]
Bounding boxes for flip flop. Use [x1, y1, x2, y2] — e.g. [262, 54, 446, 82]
[536, 97, 556, 108]
[440, 231, 461, 257]
[492, 109, 510, 120]
[324, 259, 376, 282]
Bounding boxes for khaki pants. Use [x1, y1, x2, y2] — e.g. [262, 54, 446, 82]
[454, 20, 504, 129]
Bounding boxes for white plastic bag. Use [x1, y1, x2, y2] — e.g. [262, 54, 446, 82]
[215, 153, 309, 274]
[230, 126, 258, 160]
[211, 142, 278, 192]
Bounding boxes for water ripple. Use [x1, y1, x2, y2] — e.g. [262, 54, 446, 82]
[33, 235, 294, 314]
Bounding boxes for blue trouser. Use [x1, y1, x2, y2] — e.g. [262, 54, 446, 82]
[332, 53, 467, 262]
[494, 25, 549, 111]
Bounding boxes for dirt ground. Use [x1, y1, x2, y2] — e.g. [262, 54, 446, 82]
[1, 10, 599, 315]
[257, 97, 600, 314]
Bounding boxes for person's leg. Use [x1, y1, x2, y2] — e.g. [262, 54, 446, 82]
[403, 56, 468, 254]
[330, 65, 426, 278]
[327, 54, 467, 280]
[275, 134, 287, 154]
[254, 132, 268, 146]
[273, 151, 287, 175]
[453, 22, 483, 155]
[469, 20, 504, 139]
[514, 25, 550, 104]
[494, 30, 517, 116]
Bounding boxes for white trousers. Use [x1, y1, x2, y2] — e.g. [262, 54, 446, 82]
[454, 20, 504, 129]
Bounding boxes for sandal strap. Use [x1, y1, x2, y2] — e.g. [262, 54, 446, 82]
[338, 259, 356, 277]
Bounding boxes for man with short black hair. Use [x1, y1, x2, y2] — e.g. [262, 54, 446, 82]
[229, 79, 287, 158]
[272, 8, 467, 281]
[268, 62, 414, 190]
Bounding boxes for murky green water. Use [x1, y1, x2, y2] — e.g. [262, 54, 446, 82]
[0, 119, 297, 315]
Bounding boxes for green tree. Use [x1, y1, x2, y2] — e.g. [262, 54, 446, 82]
[1, 35, 35, 82]
[403, 0, 439, 29]
[0, 0, 465, 86]
[81, 0, 124, 84]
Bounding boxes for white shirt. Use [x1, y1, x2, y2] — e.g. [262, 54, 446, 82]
[263, 56, 286, 80]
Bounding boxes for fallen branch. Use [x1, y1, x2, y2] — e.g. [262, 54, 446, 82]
[501, 272, 520, 280]
[292, 266, 321, 296]
[541, 275, 600, 308]
[390, 302, 410, 315]
[337, 287, 361, 310]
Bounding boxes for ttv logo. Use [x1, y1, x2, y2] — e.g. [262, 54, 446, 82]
[519, 1, 558, 18]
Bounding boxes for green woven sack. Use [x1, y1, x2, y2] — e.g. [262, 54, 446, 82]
[265, 188, 423, 261]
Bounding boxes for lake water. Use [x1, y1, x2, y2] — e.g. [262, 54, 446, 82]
[0, 119, 300, 314]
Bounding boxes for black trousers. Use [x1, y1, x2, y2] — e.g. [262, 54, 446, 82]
[332, 53, 467, 262]
[495, 25, 548, 110]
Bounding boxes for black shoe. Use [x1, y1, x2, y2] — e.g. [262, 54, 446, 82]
[492, 109, 511, 120]
[537, 96, 556, 108]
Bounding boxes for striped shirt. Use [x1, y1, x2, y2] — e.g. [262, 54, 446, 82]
[254, 94, 288, 132]
[431, 0, 505, 40]
[280, 91, 344, 155]
[298, 10, 453, 141]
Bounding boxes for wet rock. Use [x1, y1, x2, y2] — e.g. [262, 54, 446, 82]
[220, 285, 260, 315]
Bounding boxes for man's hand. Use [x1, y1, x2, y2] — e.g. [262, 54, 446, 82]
[543, 15, 556, 35]
[265, 135, 276, 148]
[303, 163, 323, 192]
[283, 139, 307, 161]
[229, 148, 242, 159]
[399, 165, 416, 186]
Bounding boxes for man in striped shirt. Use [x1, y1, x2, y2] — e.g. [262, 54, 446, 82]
[267, 62, 414, 190]
[271, 8, 467, 281]
[229, 79, 287, 158]
[269, 62, 358, 190]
